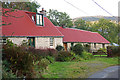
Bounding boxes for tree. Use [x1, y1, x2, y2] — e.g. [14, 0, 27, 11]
[47, 9, 73, 28]
[2, 1, 40, 13]
[74, 19, 89, 30]
[91, 18, 118, 44]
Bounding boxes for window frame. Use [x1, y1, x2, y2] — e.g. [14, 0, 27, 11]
[36, 13, 44, 26]
[50, 38, 54, 46]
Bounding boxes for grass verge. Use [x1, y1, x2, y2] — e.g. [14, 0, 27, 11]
[42, 57, 119, 78]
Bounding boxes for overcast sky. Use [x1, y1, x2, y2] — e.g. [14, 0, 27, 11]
[36, 0, 120, 18]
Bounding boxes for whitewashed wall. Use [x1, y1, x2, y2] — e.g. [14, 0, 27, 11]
[35, 37, 63, 49]
[8, 37, 28, 45]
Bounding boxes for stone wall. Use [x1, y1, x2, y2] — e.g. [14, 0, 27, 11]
[35, 37, 63, 49]
[8, 37, 28, 45]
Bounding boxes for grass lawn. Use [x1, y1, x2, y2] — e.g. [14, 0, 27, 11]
[94, 55, 107, 57]
[42, 57, 119, 78]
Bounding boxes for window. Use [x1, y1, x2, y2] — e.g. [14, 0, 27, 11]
[36, 13, 44, 26]
[94, 43, 96, 48]
[50, 38, 54, 46]
[3, 38, 6, 43]
[32, 15, 35, 22]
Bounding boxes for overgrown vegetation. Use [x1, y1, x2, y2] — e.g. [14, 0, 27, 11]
[3, 40, 119, 78]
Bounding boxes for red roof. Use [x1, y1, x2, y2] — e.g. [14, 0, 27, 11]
[56, 27, 110, 43]
[2, 8, 110, 44]
[2, 8, 63, 37]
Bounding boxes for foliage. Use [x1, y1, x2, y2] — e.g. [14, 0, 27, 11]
[2, 1, 40, 13]
[2, 60, 17, 78]
[2, 40, 53, 78]
[91, 18, 118, 43]
[56, 45, 64, 51]
[46, 56, 55, 63]
[74, 19, 89, 30]
[110, 46, 120, 57]
[72, 43, 84, 55]
[47, 9, 73, 27]
[97, 48, 107, 54]
[72, 55, 84, 62]
[3, 44, 34, 78]
[84, 44, 91, 52]
[81, 51, 94, 60]
[56, 51, 73, 62]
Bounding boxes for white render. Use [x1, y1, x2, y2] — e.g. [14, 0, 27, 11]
[8, 37, 28, 45]
[35, 37, 63, 49]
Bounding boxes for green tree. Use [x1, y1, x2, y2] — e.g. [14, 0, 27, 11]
[2, 1, 40, 13]
[47, 9, 73, 27]
[74, 19, 89, 30]
[91, 18, 118, 44]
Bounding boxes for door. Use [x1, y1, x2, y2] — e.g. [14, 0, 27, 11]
[28, 37, 35, 47]
[63, 43, 67, 51]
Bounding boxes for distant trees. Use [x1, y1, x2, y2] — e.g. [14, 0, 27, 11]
[47, 9, 73, 28]
[2, 1, 40, 13]
[74, 18, 118, 44]
[91, 18, 118, 44]
[74, 19, 89, 30]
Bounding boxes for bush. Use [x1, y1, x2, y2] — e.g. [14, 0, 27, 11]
[47, 48, 58, 57]
[72, 55, 84, 62]
[56, 51, 73, 62]
[84, 44, 91, 52]
[72, 43, 84, 55]
[2, 60, 17, 78]
[109, 46, 120, 57]
[3, 44, 34, 78]
[81, 51, 94, 60]
[2, 41, 51, 78]
[46, 56, 55, 63]
[56, 45, 64, 51]
[97, 48, 107, 54]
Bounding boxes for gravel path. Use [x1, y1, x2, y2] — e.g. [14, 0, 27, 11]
[88, 66, 120, 78]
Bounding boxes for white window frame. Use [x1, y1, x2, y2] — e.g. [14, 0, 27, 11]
[50, 38, 54, 46]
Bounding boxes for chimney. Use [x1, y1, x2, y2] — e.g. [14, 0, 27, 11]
[40, 8, 46, 16]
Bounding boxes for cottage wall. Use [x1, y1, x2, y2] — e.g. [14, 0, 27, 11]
[65, 42, 110, 52]
[8, 37, 28, 45]
[35, 37, 63, 49]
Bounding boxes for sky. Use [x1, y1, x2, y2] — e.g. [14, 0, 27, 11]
[36, 0, 120, 19]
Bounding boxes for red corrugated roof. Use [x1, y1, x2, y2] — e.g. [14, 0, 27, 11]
[2, 8, 110, 44]
[2, 8, 63, 37]
[56, 27, 110, 43]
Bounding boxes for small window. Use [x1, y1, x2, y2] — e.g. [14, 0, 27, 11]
[36, 13, 44, 26]
[50, 38, 54, 46]
[32, 15, 35, 22]
[94, 43, 96, 48]
[3, 38, 6, 43]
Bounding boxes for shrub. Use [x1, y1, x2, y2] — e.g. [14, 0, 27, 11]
[46, 56, 55, 63]
[109, 46, 120, 57]
[72, 55, 84, 62]
[84, 44, 91, 52]
[56, 51, 73, 62]
[2, 60, 17, 78]
[81, 51, 94, 60]
[47, 48, 58, 57]
[97, 48, 107, 54]
[72, 43, 84, 55]
[56, 45, 64, 51]
[3, 44, 34, 78]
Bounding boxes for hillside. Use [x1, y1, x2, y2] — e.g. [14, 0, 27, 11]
[73, 16, 118, 21]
